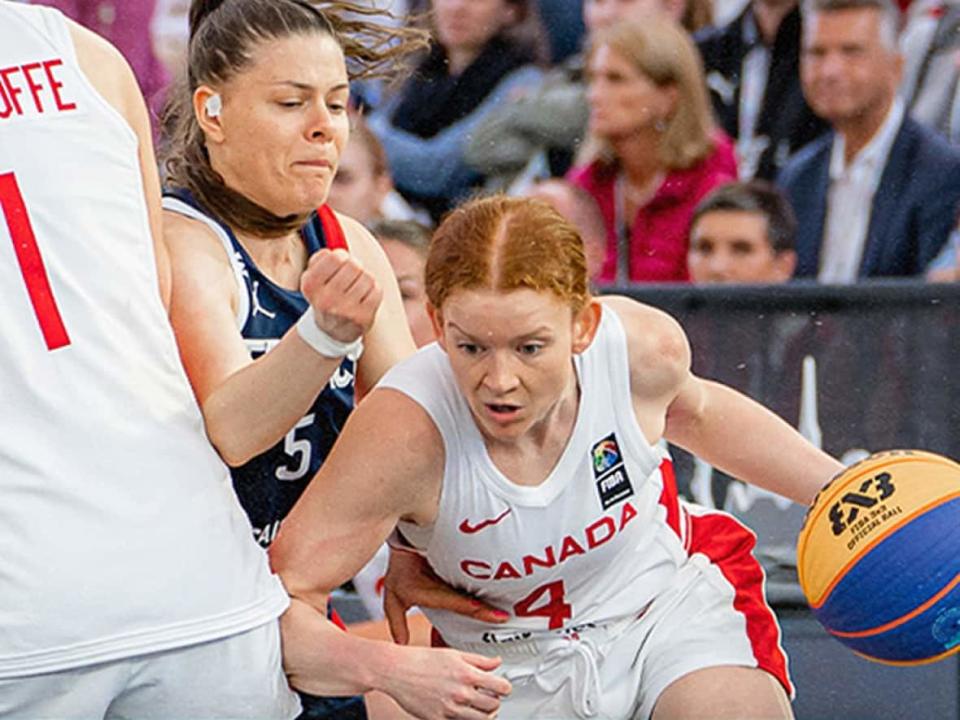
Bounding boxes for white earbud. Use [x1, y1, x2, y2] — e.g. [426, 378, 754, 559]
[205, 94, 222, 118]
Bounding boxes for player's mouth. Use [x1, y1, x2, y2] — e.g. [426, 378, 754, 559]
[294, 159, 334, 171]
[484, 403, 522, 424]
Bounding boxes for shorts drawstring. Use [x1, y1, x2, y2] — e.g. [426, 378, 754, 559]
[505, 634, 604, 718]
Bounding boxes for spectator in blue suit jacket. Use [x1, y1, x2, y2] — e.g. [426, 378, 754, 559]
[778, 0, 960, 281]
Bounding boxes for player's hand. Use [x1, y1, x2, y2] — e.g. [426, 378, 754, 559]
[300, 247, 382, 344]
[383, 547, 509, 645]
[380, 646, 511, 720]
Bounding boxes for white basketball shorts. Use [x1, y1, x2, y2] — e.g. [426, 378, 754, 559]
[0, 619, 301, 719]
[455, 508, 793, 720]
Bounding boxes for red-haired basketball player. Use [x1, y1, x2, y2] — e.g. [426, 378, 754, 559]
[272, 195, 845, 719]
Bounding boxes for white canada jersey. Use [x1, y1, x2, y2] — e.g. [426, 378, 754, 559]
[0, 3, 287, 678]
[388, 304, 692, 650]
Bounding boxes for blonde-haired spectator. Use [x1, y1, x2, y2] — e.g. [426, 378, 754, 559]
[568, 16, 737, 284]
[467, 0, 713, 193]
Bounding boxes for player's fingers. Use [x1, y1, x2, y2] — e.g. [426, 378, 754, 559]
[414, 588, 509, 625]
[465, 688, 501, 714]
[383, 590, 410, 645]
[446, 703, 498, 720]
[302, 250, 364, 296]
[463, 657, 511, 697]
[339, 270, 379, 309]
[304, 247, 352, 283]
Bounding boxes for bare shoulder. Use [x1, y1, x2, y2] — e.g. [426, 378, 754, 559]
[163, 210, 225, 258]
[599, 295, 691, 401]
[337, 385, 445, 524]
[161, 210, 238, 295]
[335, 212, 394, 273]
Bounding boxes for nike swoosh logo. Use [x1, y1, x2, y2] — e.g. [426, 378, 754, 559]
[458, 508, 512, 535]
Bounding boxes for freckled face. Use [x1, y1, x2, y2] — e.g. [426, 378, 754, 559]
[434, 288, 591, 444]
[205, 32, 350, 216]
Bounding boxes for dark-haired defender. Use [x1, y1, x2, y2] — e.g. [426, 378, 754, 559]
[161, 2, 510, 718]
[0, 2, 296, 717]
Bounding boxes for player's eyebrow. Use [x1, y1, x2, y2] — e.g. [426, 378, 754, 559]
[448, 321, 553, 341]
[269, 81, 349, 93]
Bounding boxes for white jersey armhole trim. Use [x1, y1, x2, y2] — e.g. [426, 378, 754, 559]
[600, 305, 670, 473]
[162, 196, 251, 330]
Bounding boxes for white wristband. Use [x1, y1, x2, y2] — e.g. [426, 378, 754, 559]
[296, 307, 364, 361]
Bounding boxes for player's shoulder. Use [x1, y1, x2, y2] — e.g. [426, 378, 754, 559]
[162, 205, 237, 272]
[333, 210, 397, 279]
[599, 295, 691, 395]
[334, 211, 377, 253]
[599, 295, 689, 361]
[349, 385, 445, 521]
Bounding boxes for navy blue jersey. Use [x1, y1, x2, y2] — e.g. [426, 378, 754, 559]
[164, 191, 368, 719]
[163, 190, 356, 547]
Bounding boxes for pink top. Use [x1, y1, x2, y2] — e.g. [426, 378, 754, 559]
[568, 133, 737, 284]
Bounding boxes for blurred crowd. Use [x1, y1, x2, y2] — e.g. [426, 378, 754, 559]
[23, 0, 960, 285]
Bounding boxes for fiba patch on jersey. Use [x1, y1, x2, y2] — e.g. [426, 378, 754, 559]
[591, 433, 634, 510]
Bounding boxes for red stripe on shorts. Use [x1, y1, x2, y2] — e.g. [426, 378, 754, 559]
[317, 204, 348, 250]
[657, 459, 682, 539]
[687, 511, 794, 698]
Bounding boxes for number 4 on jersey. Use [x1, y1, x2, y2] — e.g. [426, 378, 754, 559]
[513, 580, 572, 630]
[0, 172, 70, 350]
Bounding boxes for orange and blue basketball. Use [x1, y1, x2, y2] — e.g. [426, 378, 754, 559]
[797, 450, 960, 665]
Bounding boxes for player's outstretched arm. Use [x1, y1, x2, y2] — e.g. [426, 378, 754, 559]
[607, 296, 843, 506]
[270, 388, 512, 716]
[282, 597, 509, 718]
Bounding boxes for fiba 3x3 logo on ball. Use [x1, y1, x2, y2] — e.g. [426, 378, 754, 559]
[797, 450, 960, 664]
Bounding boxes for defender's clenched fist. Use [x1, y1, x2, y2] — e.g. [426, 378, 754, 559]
[300, 247, 383, 347]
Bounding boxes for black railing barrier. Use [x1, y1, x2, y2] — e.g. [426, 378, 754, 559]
[613, 280, 960, 719]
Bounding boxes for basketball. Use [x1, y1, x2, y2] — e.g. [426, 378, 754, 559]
[797, 450, 960, 664]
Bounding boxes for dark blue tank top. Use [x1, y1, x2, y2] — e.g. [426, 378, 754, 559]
[163, 190, 356, 548]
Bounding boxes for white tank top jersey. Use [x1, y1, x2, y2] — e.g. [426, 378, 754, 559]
[0, 3, 287, 678]
[389, 305, 694, 650]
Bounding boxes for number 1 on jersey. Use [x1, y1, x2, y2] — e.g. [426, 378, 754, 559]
[0, 172, 70, 350]
[513, 580, 572, 630]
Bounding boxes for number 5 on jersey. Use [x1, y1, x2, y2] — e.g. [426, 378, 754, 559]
[1, 172, 70, 350]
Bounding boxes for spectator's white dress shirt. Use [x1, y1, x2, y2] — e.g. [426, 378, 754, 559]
[820, 99, 905, 283]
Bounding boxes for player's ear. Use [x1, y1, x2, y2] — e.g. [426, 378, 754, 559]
[427, 303, 446, 351]
[572, 299, 601, 354]
[193, 85, 225, 142]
